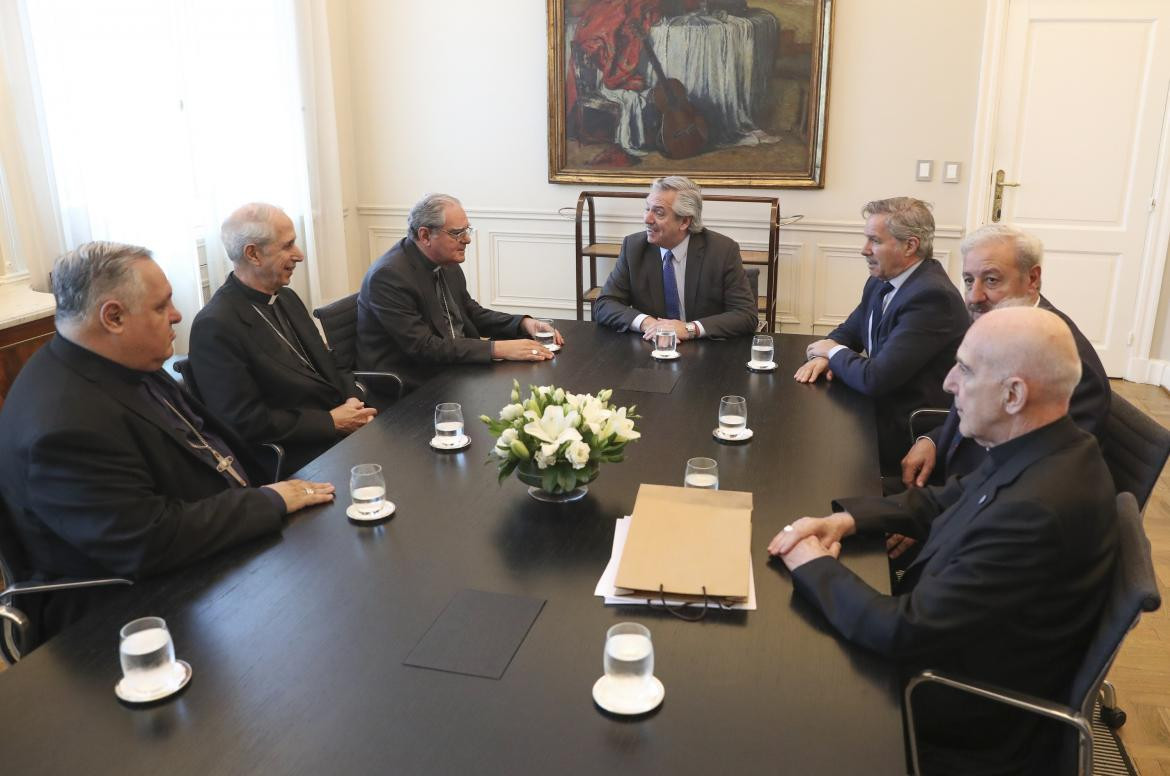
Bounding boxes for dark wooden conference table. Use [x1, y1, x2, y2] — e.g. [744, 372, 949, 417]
[0, 321, 906, 775]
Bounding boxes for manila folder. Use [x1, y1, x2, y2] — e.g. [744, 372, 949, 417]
[614, 484, 752, 600]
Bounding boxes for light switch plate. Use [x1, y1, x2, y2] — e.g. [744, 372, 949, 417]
[916, 160, 933, 182]
[943, 162, 961, 183]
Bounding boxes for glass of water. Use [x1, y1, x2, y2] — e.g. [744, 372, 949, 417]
[654, 326, 677, 355]
[119, 616, 177, 695]
[434, 402, 464, 444]
[350, 463, 386, 516]
[718, 395, 748, 438]
[751, 335, 774, 366]
[684, 457, 719, 489]
[534, 319, 557, 349]
[604, 622, 655, 695]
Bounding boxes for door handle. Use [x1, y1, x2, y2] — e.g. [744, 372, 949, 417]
[992, 169, 1020, 222]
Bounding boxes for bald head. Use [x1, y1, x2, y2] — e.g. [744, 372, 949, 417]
[945, 307, 1081, 446]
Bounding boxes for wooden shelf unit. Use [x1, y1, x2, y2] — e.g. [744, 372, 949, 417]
[573, 190, 781, 332]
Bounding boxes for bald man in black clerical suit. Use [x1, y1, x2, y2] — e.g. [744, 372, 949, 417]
[770, 307, 1117, 775]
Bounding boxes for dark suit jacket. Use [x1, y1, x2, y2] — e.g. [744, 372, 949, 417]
[0, 335, 284, 644]
[827, 258, 968, 469]
[925, 296, 1111, 483]
[792, 417, 1117, 774]
[356, 237, 526, 389]
[593, 229, 757, 338]
[190, 273, 359, 474]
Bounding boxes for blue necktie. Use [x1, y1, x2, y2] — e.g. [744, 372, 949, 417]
[868, 281, 895, 356]
[662, 251, 681, 320]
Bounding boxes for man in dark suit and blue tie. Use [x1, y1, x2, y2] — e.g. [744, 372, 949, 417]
[593, 176, 758, 342]
[794, 197, 969, 470]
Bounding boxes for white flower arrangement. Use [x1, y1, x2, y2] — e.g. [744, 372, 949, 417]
[480, 379, 640, 493]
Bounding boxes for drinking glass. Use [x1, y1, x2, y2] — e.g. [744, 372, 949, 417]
[603, 622, 654, 694]
[434, 402, 464, 443]
[654, 327, 677, 355]
[718, 395, 748, 438]
[119, 616, 178, 695]
[534, 319, 556, 349]
[684, 457, 719, 489]
[751, 335, 774, 366]
[350, 463, 386, 515]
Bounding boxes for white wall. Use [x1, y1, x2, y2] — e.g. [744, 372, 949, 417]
[339, 0, 987, 330]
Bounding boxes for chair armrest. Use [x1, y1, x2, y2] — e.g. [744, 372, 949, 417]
[354, 371, 405, 402]
[4, 576, 133, 598]
[259, 442, 285, 483]
[909, 408, 950, 440]
[904, 669, 1092, 776]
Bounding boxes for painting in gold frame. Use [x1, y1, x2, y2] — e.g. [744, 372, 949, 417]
[548, 0, 833, 188]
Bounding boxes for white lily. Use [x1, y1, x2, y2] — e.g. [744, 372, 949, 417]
[602, 406, 640, 442]
[524, 405, 583, 447]
[580, 397, 613, 437]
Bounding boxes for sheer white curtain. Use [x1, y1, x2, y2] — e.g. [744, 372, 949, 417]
[21, 0, 321, 350]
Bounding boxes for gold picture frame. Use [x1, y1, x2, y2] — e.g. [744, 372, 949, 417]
[548, 0, 833, 188]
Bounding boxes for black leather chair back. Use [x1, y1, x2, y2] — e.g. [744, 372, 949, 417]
[0, 496, 27, 589]
[1100, 394, 1170, 511]
[313, 293, 359, 371]
[173, 357, 202, 402]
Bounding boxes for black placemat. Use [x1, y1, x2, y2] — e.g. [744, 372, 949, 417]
[619, 368, 682, 394]
[403, 589, 546, 679]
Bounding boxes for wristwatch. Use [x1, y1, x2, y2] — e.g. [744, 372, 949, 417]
[684, 322, 698, 339]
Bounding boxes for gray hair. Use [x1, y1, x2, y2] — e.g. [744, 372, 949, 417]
[52, 241, 153, 323]
[221, 202, 281, 264]
[960, 223, 1044, 277]
[408, 193, 462, 238]
[650, 176, 704, 233]
[862, 197, 935, 261]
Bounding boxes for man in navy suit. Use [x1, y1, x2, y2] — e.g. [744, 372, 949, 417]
[593, 176, 758, 341]
[770, 306, 1117, 774]
[794, 197, 968, 470]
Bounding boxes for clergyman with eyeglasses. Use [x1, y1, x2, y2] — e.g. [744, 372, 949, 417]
[356, 193, 562, 391]
[0, 241, 335, 652]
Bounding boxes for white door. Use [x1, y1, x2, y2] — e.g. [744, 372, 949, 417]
[983, 0, 1170, 375]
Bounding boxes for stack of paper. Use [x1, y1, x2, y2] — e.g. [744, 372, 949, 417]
[594, 484, 756, 610]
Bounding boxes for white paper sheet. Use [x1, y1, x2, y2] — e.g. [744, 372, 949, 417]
[595, 516, 757, 610]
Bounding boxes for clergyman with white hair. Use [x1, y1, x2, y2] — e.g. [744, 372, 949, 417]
[190, 202, 376, 474]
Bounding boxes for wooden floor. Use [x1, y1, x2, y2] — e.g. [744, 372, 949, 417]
[3, 381, 1169, 773]
[1108, 380, 1170, 776]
